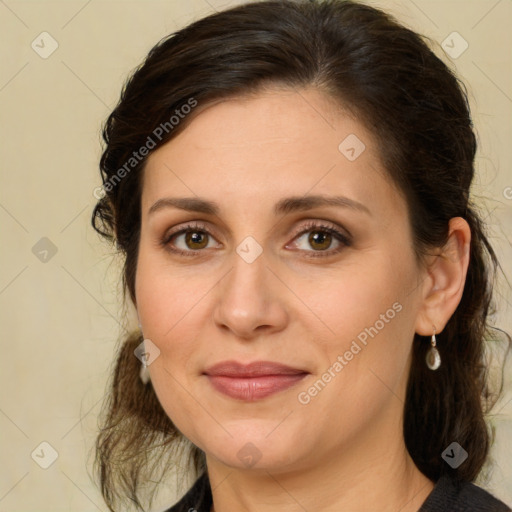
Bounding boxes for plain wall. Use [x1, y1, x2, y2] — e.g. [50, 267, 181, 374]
[1, 0, 511, 510]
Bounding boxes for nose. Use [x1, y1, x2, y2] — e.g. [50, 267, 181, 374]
[212, 248, 289, 340]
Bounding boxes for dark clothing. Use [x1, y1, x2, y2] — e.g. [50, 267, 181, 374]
[418, 474, 511, 512]
[164, 471, 511, 512]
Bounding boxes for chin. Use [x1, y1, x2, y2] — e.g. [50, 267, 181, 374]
[203, 429, 305, 472]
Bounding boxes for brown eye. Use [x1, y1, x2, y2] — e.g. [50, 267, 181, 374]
[183, 231, 209, 250]
[161, 222, 219, 256]
[162, 220, 351, 259]
[288, 221, 351, 258]
[307, 230, 333, 251]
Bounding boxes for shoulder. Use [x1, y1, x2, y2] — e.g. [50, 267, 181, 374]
[419, 474, 511, 512]
[160, 472, 212, 512]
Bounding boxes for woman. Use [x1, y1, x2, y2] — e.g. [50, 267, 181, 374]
[92, 1, 512, 511]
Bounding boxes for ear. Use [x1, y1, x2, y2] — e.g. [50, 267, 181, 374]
[415, 217, 471, 336]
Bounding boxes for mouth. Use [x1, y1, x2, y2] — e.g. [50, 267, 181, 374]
[203, 360, 309, 401]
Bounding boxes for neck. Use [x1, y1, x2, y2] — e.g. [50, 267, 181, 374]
[206, 413, 434, 512]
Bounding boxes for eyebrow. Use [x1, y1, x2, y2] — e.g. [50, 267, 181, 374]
[148, 194, 371, 217]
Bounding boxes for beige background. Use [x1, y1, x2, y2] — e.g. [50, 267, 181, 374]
[1, 0, 511, 510]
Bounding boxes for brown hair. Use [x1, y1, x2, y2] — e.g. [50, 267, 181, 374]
[91, 1, 511, 510]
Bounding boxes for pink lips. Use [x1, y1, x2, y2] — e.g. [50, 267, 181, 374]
[203, 360, 308, 401]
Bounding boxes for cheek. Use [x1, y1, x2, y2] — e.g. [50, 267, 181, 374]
[135, 252, 206, 438]
[300, 250, 417, 384]
[302, 257, 406, 337]
[135, 250, 197, 380]
[292, 272, 415, 439]
[135, 243, 202, 337]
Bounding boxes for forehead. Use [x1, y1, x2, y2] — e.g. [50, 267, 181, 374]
[141, 87, 402, 220]
[152, 87, 364, 154]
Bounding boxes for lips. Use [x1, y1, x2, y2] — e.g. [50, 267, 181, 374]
[203, 360, 309, 401]
[203, 360, 308, 377]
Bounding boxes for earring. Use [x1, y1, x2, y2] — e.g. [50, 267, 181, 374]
[140, 362, 151, 384]
[138, 332, 151, 385]
[426, 326, 441, 370]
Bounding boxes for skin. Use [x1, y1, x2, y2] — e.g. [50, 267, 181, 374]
[135, 87, 471, 512]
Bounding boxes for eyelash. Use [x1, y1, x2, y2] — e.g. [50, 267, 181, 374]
[160, 220, 352, 259]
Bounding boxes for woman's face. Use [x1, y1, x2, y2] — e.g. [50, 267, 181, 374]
[135, 87, 428, 473]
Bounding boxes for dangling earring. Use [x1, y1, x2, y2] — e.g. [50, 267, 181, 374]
[426, 326, 441, 370]
[138, 323, 151, 384]
[139, 357, 151, 384]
